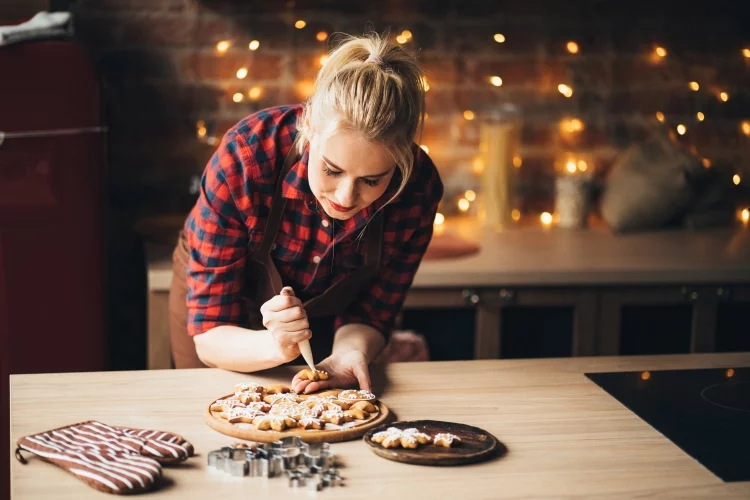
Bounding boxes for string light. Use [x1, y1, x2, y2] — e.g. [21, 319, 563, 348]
[696, 112, 705, 122]
[216, 40, 231, 53]
[248, 86, 262, 101]
[420, 145, 429, 153]
[743, 48, 750, 58]
[248, 40, 260, 51]
[434, 213, 445, 225]
[295, 20, 306, 29]
[490, 76, 503, 86]
[465, 190, 477, 202]
[702, 158, 712, 168]
[513, 156, 522, 168]
[656, 111, 665, 122]
[641, 371, 651, 381]
[493, 33, 506, 43]
[236, 67, 248, 79]
[741, 210, 750, 224]
[566, 41, 579, 54]
[316, 31, 328, 42]
[720, 92, 729, 102]
[196, 120, 207, 138]
[319, 54, 329, 66]
[654, 46, 667, 57]
[566, 160, 577, 173]
[463, 110, 476, 120]
[232, 92, 244, 103]
[396, 35, 408, 44]
[458, 198, 470, 211]
[742, 121, 750, 135]
[421, 77, 430, 91]
[511, 209, 521, 221]
[540, 212, 553, 225]
[561, 118, 584, 132]
[401, 30, 412, 40]
[689, 81, 700, 91]
[676, 124, 687, 135]
[558, 84, 573, 98]
[578, 160, 588, 172]
[733, 174, 741, 185]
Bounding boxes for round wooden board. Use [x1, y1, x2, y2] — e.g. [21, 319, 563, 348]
[363, 420, 504, 466]
[204, 394, 392, 444]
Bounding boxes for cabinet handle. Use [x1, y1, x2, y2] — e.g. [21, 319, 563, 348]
[462, 288, 480, 305]
[716, 287, 732, 300]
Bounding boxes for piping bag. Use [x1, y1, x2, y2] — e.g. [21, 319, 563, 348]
[280, 286, 316, 371]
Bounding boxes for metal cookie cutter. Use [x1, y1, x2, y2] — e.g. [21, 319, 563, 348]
[300, 442, 332, 469]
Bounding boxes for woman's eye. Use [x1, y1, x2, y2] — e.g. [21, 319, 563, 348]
[361, 178, 381, 187]
[323, 166, 342, 177]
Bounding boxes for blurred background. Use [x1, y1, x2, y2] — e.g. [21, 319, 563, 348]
[1, 0, 749, 377]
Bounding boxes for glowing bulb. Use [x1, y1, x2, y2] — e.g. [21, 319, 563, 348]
[472, 157, 484, 174]
[689, 81, 700, 91]
[743, 49, 750, 58]
[540, 212, 553, 225]
[656, 111, 665, 122]
[197, 122, 207, 138]
[463, 110, 475, 120]
[558, 84, 573, 97]
[696, 112, 705, 121]
[248, 40, 260, 51]
[702, 158, 711, 168]
[494, 33, 506, 43]
[232, 92, 244, 103]
[511, 209, 521, 221]
[566, 41, 579, 54]
[577, 160, 588, 172]
[741, 210, 750, 223]
[458, 198, 470, 211]
[727, 368, 736, 378]
[561, 118, 584, 132]
[421, 77, 430, 92]
[720, 92, 729, 102]
[236, 67, 248, 79]
[319, 54, 329, 66]
[295, 20, 306, 29]
[655, 46, 667, 57]
[733, 174, 741, 185]
[316, 31, 328, 42]
[216, 40, 231, 53]
[465, 190, 476, 202]
[513, 156, 522, 168]
[676, 124, 686, 135]
[248, 86, 262, 100]
[420, 145, 429, 154]
[434, 212, 445, 225]
[396, 35, 407, 44]
[490, 76, 503, 86]
[401, 30, 412, 39]
[566, 161, 577, 173]
[641, 371, 651, 381]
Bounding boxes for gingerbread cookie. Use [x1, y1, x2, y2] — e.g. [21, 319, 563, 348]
[210, 398, 246, 412]
[371, 427, 433, 449]
[297, 368, 329, 381]
[337, 389, 376, 401]
[433, 433, 461, 448]
[224, 407, 266, 424]
[252, 415, 297, 431]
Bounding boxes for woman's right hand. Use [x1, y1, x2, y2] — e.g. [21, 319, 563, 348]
[260, 287, 311, 363]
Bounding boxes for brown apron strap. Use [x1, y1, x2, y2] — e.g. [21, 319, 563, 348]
[253, 138, 300, 260]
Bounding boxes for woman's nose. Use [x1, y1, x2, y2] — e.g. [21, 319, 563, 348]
[335, 179, 357, 206]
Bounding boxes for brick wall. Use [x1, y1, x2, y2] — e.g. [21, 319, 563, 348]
[67, 0, 750, 218]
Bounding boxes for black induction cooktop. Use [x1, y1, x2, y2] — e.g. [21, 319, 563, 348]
[585, 366, 750, 482]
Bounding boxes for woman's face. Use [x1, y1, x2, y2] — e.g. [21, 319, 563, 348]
[307, 128, 395, 220]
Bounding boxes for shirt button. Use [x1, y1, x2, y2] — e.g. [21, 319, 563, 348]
[271, 243, 277, 250]
[321, 219, 330, 228]
[313, 256, 321, 264]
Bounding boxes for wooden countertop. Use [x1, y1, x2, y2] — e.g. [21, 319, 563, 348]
[10, 353, 750, 499]
[145, 218, 750, 292]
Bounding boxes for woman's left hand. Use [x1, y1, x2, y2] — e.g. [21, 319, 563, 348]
[292, 349, 371, 395]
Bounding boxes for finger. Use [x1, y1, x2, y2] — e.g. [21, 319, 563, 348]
[292, 376, 309, 394]
[263, 294, 302, 313]
[279, 318, 310, 333]
[280, 286, 295, 297]
[303, 380, 326, 394]
[352, 363, 371, 392]
[275, 329, 311, 345]
[273, 306, 307, 324]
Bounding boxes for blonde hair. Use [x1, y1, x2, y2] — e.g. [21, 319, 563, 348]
[297, 32, 427, 202]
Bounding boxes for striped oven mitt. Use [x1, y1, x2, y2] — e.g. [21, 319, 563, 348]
[15, 420, 194, 495]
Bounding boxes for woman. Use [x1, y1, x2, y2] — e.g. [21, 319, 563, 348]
[169, 33, 443, 395]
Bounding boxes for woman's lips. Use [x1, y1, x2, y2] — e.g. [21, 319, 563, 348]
[328, 199, 356, 212]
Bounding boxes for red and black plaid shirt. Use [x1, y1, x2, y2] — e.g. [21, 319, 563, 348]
[184, 105, 443, 338]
